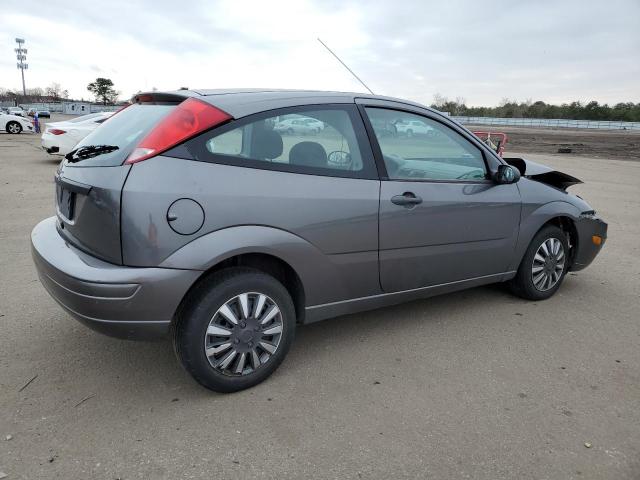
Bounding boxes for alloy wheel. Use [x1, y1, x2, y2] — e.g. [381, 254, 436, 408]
[531, 237, 565, 291]
[204, 292, 283, 376]
[8, 123, 20, 134]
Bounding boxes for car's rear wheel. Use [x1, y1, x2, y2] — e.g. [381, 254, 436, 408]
[173, 267, 296, 393]
[6, 121, 22, 134]
[509, 225, 569, 300]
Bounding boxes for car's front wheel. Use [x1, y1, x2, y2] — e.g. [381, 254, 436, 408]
[173, 267, 296, 393]
[509, 225, 569, 300]
[6, 121, 22, 134]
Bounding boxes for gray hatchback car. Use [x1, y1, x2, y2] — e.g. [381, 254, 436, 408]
[32, 89, 607, 392]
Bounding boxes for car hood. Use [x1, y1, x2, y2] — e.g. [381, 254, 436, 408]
[504, 157, 582, 191]
[3, 114, 29, 122]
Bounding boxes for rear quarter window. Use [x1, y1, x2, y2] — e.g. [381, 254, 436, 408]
[175, 105, 378, 179]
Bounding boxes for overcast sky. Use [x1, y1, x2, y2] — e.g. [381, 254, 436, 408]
[1, 0, 638, 106]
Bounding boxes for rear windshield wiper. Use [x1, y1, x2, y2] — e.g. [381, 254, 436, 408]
[65, 144, 119, 162]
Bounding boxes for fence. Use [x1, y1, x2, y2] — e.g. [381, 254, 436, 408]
[452, 116, 640, 131]
[15, 102, 121, 114]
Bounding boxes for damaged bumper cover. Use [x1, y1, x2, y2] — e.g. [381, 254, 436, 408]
[571, 212, 608, 271]
[504, 157, 607, 270]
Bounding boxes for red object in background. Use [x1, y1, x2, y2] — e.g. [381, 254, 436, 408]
[472, 131, 508, 157]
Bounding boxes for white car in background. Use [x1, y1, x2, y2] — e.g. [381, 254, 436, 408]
[274, 117, 324, 135]
[41, 112, 113, 155]
[395, 119, 434, 137]
[8, 107, 25, 117]
[1, 113, 35, 134]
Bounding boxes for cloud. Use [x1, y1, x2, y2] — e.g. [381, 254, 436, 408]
[1, 0, 638, 105]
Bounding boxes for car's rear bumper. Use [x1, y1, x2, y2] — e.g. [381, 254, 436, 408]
[31, 217, 201, 340]
[570, 215, 608, 271]
[41, 134, 63, 155]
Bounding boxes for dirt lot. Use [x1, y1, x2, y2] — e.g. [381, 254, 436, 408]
[1, 128, 639, 479]
[468, 125, 640, 160]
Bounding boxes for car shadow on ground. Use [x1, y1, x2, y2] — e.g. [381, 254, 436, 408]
[40, 282, 522, 396]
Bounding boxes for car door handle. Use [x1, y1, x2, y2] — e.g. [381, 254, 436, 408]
[391, 192, 423, 206]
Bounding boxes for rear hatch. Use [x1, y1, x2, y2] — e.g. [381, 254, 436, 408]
[55, 99, 180, 264]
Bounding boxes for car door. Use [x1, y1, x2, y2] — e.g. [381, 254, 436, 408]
[361, 104, 522, 293]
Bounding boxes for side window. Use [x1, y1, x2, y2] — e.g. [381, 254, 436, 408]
[365, 108, 487, 181]
[203, 108, 371, 177]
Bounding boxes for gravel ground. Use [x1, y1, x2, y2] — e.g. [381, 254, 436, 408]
[0, 130, 639, 479]
[468, 124, 640, 161]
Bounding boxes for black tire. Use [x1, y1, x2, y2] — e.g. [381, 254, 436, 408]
[6, 121, 22, 134]
[509, 225, 569, 300]
[173, 267, 296, 393]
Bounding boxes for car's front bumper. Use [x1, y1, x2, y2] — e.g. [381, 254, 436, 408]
[31, 217, 201, 340]
[571, 214, 608, 271]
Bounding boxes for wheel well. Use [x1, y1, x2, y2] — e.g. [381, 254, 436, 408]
[543, 216, 578, 265]
[186, 253, 306, 323]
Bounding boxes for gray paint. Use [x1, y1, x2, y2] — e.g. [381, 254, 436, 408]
[32, 90, 607, 339]
[31, 217, 199, 339]
[506, 177, 587, 272]
[379, 181, 520, 292]
[121, 157, 381, 306]
[55, 164, 130, 264]
[159, 225, 380, 307]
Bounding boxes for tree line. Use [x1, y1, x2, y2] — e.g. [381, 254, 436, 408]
[431, 95, 640, 122]
[0, 78, 119, 105]
[0, 83, 69, 103]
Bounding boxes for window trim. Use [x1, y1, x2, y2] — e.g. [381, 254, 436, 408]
[357, 103, 498, 184]
[172, 103, 379, 180]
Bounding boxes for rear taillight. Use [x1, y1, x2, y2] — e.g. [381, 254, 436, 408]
[49, 129, 66, 135]
[125, 98, 231, 164]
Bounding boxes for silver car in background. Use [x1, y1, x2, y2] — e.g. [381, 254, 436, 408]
[31, 89, 607, 392]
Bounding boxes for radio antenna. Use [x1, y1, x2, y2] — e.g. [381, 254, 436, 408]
[317, 38, 374, 95]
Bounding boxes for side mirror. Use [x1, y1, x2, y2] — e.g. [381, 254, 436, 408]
[495, 164, 521, 184]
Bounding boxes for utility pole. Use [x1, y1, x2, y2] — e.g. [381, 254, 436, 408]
[15, 38, 28, 97]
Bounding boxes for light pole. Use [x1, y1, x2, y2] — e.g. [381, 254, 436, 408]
[15, 38, 28, 97]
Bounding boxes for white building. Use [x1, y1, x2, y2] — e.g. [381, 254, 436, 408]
[62, 102, 92, 114]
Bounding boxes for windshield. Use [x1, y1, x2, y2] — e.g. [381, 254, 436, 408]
[67, 104, 174, 166]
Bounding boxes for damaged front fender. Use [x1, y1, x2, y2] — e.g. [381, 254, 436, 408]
[504, 157, 582, 191]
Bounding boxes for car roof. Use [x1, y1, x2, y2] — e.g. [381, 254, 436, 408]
[134, 88, 438, 119]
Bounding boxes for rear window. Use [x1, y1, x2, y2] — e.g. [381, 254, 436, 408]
[67, 104, 174, 167]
